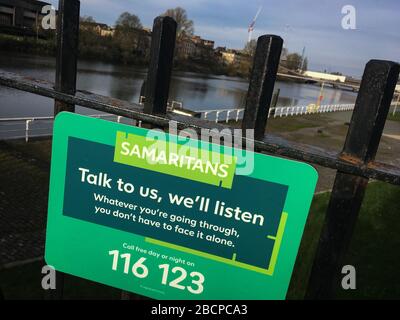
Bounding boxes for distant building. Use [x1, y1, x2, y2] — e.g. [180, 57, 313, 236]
[191, 35, 214, 48]
[176, 34, 197, 58]
[303, 70, 346, 83]
[80, 21, 115, 37]
[0, 0, 50, 36]
[176, 33, 215, 59]
[221, 51, 235, 64]
[216, 47, 249, 65]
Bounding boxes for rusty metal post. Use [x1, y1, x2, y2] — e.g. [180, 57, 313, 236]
[241, 35, 283, 138]
[306, 60, 400, 299]
[143, 16, 177, 115]
[47, 0, 80, 300]
[54, 0, 80, 115]
[120, 16, 176, 300]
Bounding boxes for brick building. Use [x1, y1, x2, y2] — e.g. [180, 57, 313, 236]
[176, 33, 215, 59]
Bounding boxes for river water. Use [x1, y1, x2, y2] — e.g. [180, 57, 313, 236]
[0, 53, 357, 118]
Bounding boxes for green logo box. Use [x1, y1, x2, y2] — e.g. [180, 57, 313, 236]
[45, 112, 318, 299]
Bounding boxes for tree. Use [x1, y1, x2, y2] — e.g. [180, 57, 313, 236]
[243, 39, 256, 57]
[80, 15, 96, 23]
[163, 7, 194, 36]
[285, 53, 302, 70]
[115, 12, 142, 30]
[113, 12, 144, 64]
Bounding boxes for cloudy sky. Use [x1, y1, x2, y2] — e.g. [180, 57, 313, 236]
[46, 0, 399, 77]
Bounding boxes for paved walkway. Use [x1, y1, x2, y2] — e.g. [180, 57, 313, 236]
[383, 134, 400, 141]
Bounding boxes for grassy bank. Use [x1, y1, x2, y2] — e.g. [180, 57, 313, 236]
[0, 33, 56, 56]
[288, 181, 400, 299]
[387, 112, 400, 122]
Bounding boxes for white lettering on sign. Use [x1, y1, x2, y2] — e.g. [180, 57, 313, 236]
[79, 168, 112, 188]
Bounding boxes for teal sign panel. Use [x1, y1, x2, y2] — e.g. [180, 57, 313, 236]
[45, 112, 318, 299]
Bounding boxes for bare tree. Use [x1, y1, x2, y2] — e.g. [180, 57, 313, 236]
[115, 12, 142, 30]
[285, 53, 302, 71]
[80, 16, 96, 23]
[243, 39, 257, 56]
[163, 7, 194, 36]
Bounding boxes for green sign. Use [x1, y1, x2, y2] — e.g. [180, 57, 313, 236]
[45, 112, 318, 299]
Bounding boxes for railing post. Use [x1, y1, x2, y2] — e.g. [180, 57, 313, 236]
[226, 110, 231, 123]
[306, 60, 400, 299]
[269, 88, 280, 118]
[143, 16, 177, 116]
[46, 0, 80, 300]
[54, 0, 80, 115]
[215, 111, 220, 123]
[241, 35, 283, 139]
[120, 15, 176, 300]
[25, 119, 32, 142]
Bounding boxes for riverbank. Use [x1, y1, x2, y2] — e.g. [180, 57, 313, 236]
[0, 50, 358, 118]
[0, 34, 55, 56]
[0, 33, 252, 79]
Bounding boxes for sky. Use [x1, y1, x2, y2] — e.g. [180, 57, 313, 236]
[46, 0, 400, 77]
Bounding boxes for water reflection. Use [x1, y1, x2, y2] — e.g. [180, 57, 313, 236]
[0, 52, 357, 118]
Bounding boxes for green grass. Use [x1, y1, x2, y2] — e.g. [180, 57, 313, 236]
[0, 261, 122, 300]
[267, 118, 321, 132]
[287, 181, 400, 299]
[387, 112, 400, 122]
[228, 114, 324, 132]
[0, 33, 55, 56]
[1, 181, 399, 299]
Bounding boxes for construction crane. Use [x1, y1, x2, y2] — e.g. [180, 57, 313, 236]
[247, 6, 263, 43]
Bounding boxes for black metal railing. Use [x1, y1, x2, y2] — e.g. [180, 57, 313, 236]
[0, 0, 399, 299]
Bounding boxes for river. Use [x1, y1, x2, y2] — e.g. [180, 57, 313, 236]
[0, 53, 357, 118]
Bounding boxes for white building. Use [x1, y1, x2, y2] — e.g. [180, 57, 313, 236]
[303, 71, 346, 83]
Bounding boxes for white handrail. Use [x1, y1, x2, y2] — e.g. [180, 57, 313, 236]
[197, 103, 360, 122]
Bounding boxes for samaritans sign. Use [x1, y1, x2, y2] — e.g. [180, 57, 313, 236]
[45, 112, 318, 299]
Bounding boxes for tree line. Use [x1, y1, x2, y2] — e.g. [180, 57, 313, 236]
[0, 6, 308, 77]
[79, 7, 197, 65]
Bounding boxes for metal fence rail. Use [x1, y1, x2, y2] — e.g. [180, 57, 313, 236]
[0, 0, 399, 300]
[198, 102, 400, 123]
[1, 102, 397, 140]
[1, 70, 399, 185]
[0, 114, 141, 142]
[198, 104, 356, 123]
